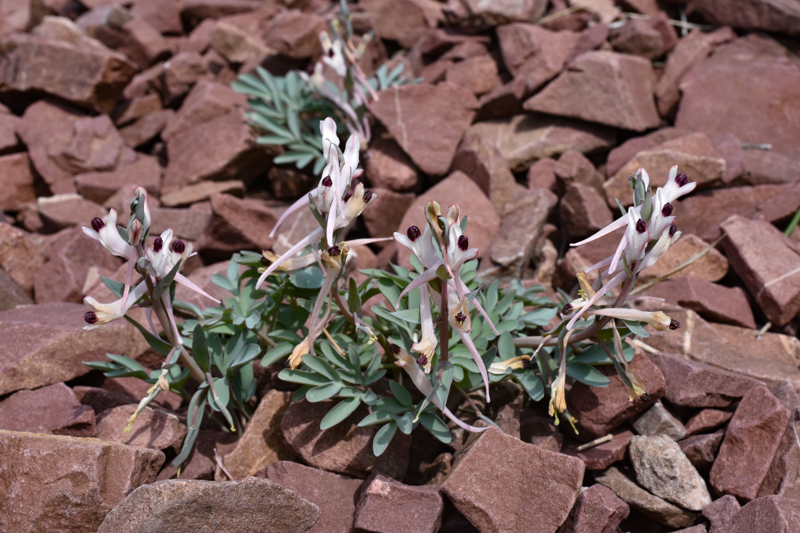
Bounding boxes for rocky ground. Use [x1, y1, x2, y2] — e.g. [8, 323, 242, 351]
[1, 0, 800, 532]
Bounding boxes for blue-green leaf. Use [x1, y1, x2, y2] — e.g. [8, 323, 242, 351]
[320, 397, 361, 430]
[373, 422, 398, 456]
[306, 381, 343, 403]
[389, 381, 412, 407]
[418, 412, 451, 443]
[566, 362, 610, 387]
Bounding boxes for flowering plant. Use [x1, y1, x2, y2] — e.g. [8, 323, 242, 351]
[82, 115, 695, 464]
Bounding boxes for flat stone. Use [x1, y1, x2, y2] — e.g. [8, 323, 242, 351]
[684, 409, 733, 436]
[396, 171, 499, 270]
[0, 152, 36, 212]
[523, 51, 660, 131]
[711, 386, 791, 501]
[680, 431, 724, 471]
[0, 430, 164, 532]
[0, 382, 87, 435]
[73, 386, 137, 413]
[370, 82, 478, 176]
[569, 353, 667, 440]
[158, 429, 237, 481]
[0, 107, 20, 155]
[726, 495, 800, 533]
[161, 79, 246, 143]
[37, 194, 107, 233]
[673, 526, 707, 533]
[149, 206, 212, 242]
[260, 461, 363, 533]
[281, 400, 410, 480]
[560, 182, 614, 241]
[497, 23, 580, 93]
[363, 137, 419, 192]
[360, 0, 441, 48]
[96, 404, 187, 453]
[702, 495, 741, 533]
[521, 414, 564, 452]
[444, 0, 547, 29]
[196, 194, 278, 261]
[119, 108, 174, 147]
[0, 268, 33, 311]
[445, 54, 500, 96]
[557, 483, 629, 533]
[442, 428, 585, 533]
[632, 401, 687, 441]
[451, 132, 519, 215]
[353, 471, 444, 533]
[595, 466, 697, 528]
[0, 302, 145, 396]
[268, 167, 312, 200]
[554, 150, 604, 194]
[361, 188, 415, 246]
[0, 224, 45, 296]
[630, 435, 711, 511]
[74, 155, 162, 204]
[160, 52, 212, 107]
[720, 215, 800, 326]
[211, 21, 274, 64]
[649, 352, 763, 408]
[609, 14, 676, 60]
[562, 430, 634, 470]
[527, 157, 557, 191]
[644, 277, 756, 329]
[96, 477, 320, 533]
[687, 0, 800, 34]
[757, 412, 800, 500]
[642, 233, 730, 285]
[220, 390, 294, 480]
[466, 113, 615, 172]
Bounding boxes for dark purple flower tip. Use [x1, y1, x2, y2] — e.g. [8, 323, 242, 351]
[321, 176, 333, 187]
[153, 237, 163, 253]
[455, 311, 467, 323]
[416, 355, 428, 367]
[84, 311, 98, 324]
[640, 392, 652, 402]
[669, 224, 677, 237]
[171, 240, 185, 254]
[362, 190, 374, 203]
[675, 173, 688, 187]
[328, 48, 335, 58]
[407, 225, 421, 241]
[661, 203, 673, 217]
[344, 192, 353, 202]
[635, 219, 646, 234]
[91, 217, 104, 232]
[562, 303, 573, 315]
[260, 255, 271, 267]
[305, 65, 315, 75]
[457, 235, 469, 251]
[669, 319, 680, 330]
[327, 245, 341, 257]
[389, 343, 400, 355]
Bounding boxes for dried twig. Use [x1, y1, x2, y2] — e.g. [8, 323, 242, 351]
[576, 434, 613, 452]
[214, 448, 234, 481]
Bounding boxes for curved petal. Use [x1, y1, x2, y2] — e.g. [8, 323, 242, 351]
[256, 227, 324, 289]
[456, 328, 491, 402]
[269, 194, 313, 238]
[394, 259, 443, 309]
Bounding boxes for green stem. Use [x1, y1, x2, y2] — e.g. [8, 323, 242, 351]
[786, 206, 800, 236]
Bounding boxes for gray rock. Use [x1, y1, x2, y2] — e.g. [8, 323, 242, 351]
[632, 401, 687, 440]
[97, 478, 320, 533]
[630, 435, 711, 511]
[596, 466, 698, 528]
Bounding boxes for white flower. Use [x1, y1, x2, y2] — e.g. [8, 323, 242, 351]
[82, 209, 132, 259]
[83, 281, 148, 330]
[320, 32, 347, 78]
[589, 308, 679, 331]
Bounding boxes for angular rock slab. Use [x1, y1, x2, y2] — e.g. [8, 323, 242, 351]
[726, 495, 800, 533]
[354, 472, 444, 533]
[0, 382, 85, 434]
[524, 51, 660, 131]
[442, 429, 585, 533]
[710, 386, 791, 501]
[96, 405, 186, 453]
[97, 478, 320, 533]
[0, 302, 145, 396]
[557, 484, 629, 533]
[680, 431, 724, 471]
[629, 435, 711, 511]
[632, 400, 686, 440]
[0, 430, 164, 533]
[702, 494, 741, 533]
[369, 82, 478, 176]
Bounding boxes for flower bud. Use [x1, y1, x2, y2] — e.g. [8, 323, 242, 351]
[676, 173, 688, 187]
[669, 224, 677, 237]
[84, 311, 98, 324]
[171, 240, 185, 254]
[416, 355, 428, 367]
[91, 217, 105, 232]
[455, 311, 467, 323]
[327, 245, 341, 257]
[407, 226, 421, 241]
[344, 192, 352, 202]
[457, 235, 468, 251]
[635, 219, 646, 234]
[321, 176, 332, 187]
[389, 343, 400, 355]
[153, 237, 163, 253]
[669, 319, 680, 330]
[562, 303, 573, 315]
[661, 203, 673, 217]
[362, 190, 374, 203]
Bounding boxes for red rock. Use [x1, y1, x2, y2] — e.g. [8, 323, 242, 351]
[211, 20, 273, 64]
[631, 401, 687, 440]
[181, 0, 263, 25]
[0, 268, 33, 311]
[687, 0, 800, 33]
[0, 223, 46, 296]
[726, 495, 800, 532]
[52, 404, 98, 438]
[444, 0, 547, 29]
[441, 40, 489, 61]
[605, 133, 726, 207]
[0, 430, 164, 532]
[496, 24, 580, 93]
[649, 352, 762, 408]
[720, 215, 800, 326]
[560, 182, 614, 241]
[116, 17, 172, 69]
[520, 414, 564, 452]
[360, 0, 441, 48]
[0, 33, 136, 114]
[160, 180, 244, 207]
[0, 107, 20, 155]
[96, 477, 321, 533]
[445, 55, 500, 96]
[0, 152, 35, 212]
[36, 194, 107, 233]
[163, 80, 245, 141]
[609, 15, 675, 60]
[113, 93, 163, 127]
[476, 78, 526, 120]
[524, 51, 660, 131]
[281, 400, 410, 480]
[655, 28, 736, 117]
[262, 10, 325, 59]
[74, 386, 137, 414]
[684, 409, 733, 436]
[451, 132, 518, 215]
[564, 23, 610, 64]
[644, 277, 756, 329]
[361, 189, 415, 247]
[158, 429, 237, 481]
[195, 194, 277, 260]
[259, 461, 363, 533]
[17, 101, 135, 195]
[396, 171, 500, 269]
[702, 494, 741, 533]
[562, 430, 634, 470]
[466, 114, 616, 172]
[557, 483, 630, 533]
[130, 0, 183, 34]
[364, 137, 419, 192]
[96, 404, 187, 453]
[569, 353, 667, 440]
[149, 206, 211, 241]
[267, 166, 311, 199]
[527, 157, 558, 191]
[637, 233, 729, 284]
[163, 109, 271, 192]
[123, 62, 166, 100]
[74, 155, 161, 205]
[757, 412, 800, 500]
[605, 127, 688, 177]
[710, 387, 791, 501]
[554, 150, 604, 193]
[0, 382, 86, 434]
[676, 35, 800, 185]
[160, 52, 212, 106]
[353, 471, 443, 533]
[370, 82, 478, 176]
[119, 108, 174, 147]
[441, 428, 585, 533]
